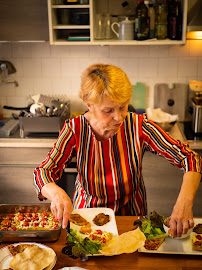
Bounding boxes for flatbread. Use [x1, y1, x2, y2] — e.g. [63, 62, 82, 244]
[8, 244, 35, 256]
[144, 238, 165, 250]
[99, 228, 146, 256]
[9, 245, 56, 270]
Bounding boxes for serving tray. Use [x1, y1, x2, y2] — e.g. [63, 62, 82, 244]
[138, 218, 202, 255]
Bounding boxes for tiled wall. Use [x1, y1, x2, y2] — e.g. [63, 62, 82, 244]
[0, 40, 202, 118]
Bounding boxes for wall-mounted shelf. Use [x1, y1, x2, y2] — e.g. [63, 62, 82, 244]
[47, 0, 188, 45]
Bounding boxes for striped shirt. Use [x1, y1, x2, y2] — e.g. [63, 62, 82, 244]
[33, 112, 202, 216]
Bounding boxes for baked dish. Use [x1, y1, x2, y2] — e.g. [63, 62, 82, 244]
[0, 211, 60, 231]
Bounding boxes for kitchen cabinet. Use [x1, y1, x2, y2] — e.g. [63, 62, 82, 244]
[0, 147, 51, 204]
[0, 0, 49, 41]
[48, 0, 188, 45]
[0, 142, 76, 204]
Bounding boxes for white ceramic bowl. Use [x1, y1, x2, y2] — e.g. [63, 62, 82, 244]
[163, 217, 192, 239]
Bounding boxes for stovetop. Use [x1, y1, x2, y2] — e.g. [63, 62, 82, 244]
[182, 121, 202, 141]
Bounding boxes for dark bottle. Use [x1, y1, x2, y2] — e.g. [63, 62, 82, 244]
[148, 1, 155, 39]
[134, 0, 149, 40]
[155, 1, 168, 40]
[167, 0, 178, 40]
[176, 0, 182, 40]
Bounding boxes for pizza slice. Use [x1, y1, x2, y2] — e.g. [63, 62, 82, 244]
[144, 237, 165, 250]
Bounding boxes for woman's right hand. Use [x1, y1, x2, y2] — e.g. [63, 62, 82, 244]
[41, 183, 73, 229]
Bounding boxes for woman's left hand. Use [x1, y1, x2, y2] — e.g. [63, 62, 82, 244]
[169, 198, 194, 238]
[170, 171, 201, 238]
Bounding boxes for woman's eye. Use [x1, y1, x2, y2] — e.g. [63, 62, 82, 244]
[104, 109, 113, 113]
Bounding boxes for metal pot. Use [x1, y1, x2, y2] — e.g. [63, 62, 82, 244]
[192, 98, 202, 133]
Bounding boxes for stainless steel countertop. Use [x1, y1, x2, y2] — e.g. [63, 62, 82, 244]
[0, 122, 202, 150]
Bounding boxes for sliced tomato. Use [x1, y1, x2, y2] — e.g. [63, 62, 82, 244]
[8, 214, 15, 220]
[196, 235, 202, 241]
[33, 222, 39, 227]
[41, 221, 47, 227]
[10, 226, 17, 231]
[3, 220, 11, 227]
[24, 218, 31, 222]
[94, 229, 102, 235]
[42, 212, 48, 218]
[22, 221, 29, 227]
[99, 237, 106, 243]
[194, 241, 201, 246]
[89, 234, 97, 241]
[25, 213, 32, 218]
[18, 216, 24, 221]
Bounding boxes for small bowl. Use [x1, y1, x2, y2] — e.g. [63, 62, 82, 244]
[163, 217, 192, 239]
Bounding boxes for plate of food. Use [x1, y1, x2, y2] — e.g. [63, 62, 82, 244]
[63, 207, 146, 259]
[63, 207, 118, 259]
[0, 242, 56, 270]
[137, 212, 202, 255]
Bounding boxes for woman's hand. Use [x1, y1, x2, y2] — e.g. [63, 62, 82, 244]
[170, 171, 201, 238]
[170, 198, 194, 238]
[41, 183, 73, 229]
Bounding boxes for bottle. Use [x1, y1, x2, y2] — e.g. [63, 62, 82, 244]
[176, 0, 182, 40]
[134, 0, 149, 40]
[63, 0, 79, 4]
[167, 0, 178, 40]
[148, 1, 155, 39]
[155, 0, 168, 40]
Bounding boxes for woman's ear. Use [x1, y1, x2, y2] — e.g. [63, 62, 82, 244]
[86, 103, 92, 111]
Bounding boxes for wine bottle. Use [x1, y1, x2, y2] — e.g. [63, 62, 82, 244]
[134, 0, 149, 40]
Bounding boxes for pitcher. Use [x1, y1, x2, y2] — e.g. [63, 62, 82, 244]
[111, 17, 134, 40]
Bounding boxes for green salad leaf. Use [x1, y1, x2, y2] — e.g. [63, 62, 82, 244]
[141, 211, 167, 239]
[67, 229, 104, 256]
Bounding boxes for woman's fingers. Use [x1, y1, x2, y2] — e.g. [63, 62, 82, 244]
[50, 193, 73, 229]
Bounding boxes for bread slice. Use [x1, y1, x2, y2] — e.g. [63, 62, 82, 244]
[192, 233, 202, 251]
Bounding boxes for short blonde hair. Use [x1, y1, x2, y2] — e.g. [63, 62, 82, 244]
[79, 63, 133, 105]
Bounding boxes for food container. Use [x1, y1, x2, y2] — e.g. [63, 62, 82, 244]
[0, 204, 61, 243]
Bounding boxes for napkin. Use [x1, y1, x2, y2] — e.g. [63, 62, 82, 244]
[146, 108, 178, 123]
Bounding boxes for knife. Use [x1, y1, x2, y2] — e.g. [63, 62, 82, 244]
[66, 221, 93, 256]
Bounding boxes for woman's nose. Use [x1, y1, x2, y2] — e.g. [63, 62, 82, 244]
[113, 110, 122, 122]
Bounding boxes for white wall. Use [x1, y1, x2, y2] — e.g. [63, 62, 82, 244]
[0, 40, 202, 118]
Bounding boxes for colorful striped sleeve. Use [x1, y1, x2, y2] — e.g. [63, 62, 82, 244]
[33, 119, 77, 200]
[142, 114, 202, 175]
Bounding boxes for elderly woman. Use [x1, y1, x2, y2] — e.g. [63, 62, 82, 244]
[33, 63, 201, 238]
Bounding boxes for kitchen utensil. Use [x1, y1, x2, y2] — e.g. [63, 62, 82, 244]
[0, 204, 61, 243]
[111, 17, 134, 40]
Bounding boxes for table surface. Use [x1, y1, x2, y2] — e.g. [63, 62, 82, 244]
[1, 216, 202, 270]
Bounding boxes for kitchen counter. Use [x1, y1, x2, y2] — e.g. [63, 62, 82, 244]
[1, 122, 202, 150]
[0, 216, 201, 270]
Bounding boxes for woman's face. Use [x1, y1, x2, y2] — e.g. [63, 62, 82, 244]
[88, 97, 129, 131]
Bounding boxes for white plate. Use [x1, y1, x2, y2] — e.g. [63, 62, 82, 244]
[70, 207, 118, 237]
[0, 242, 56, 270]
[138, 218, 202, 255]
